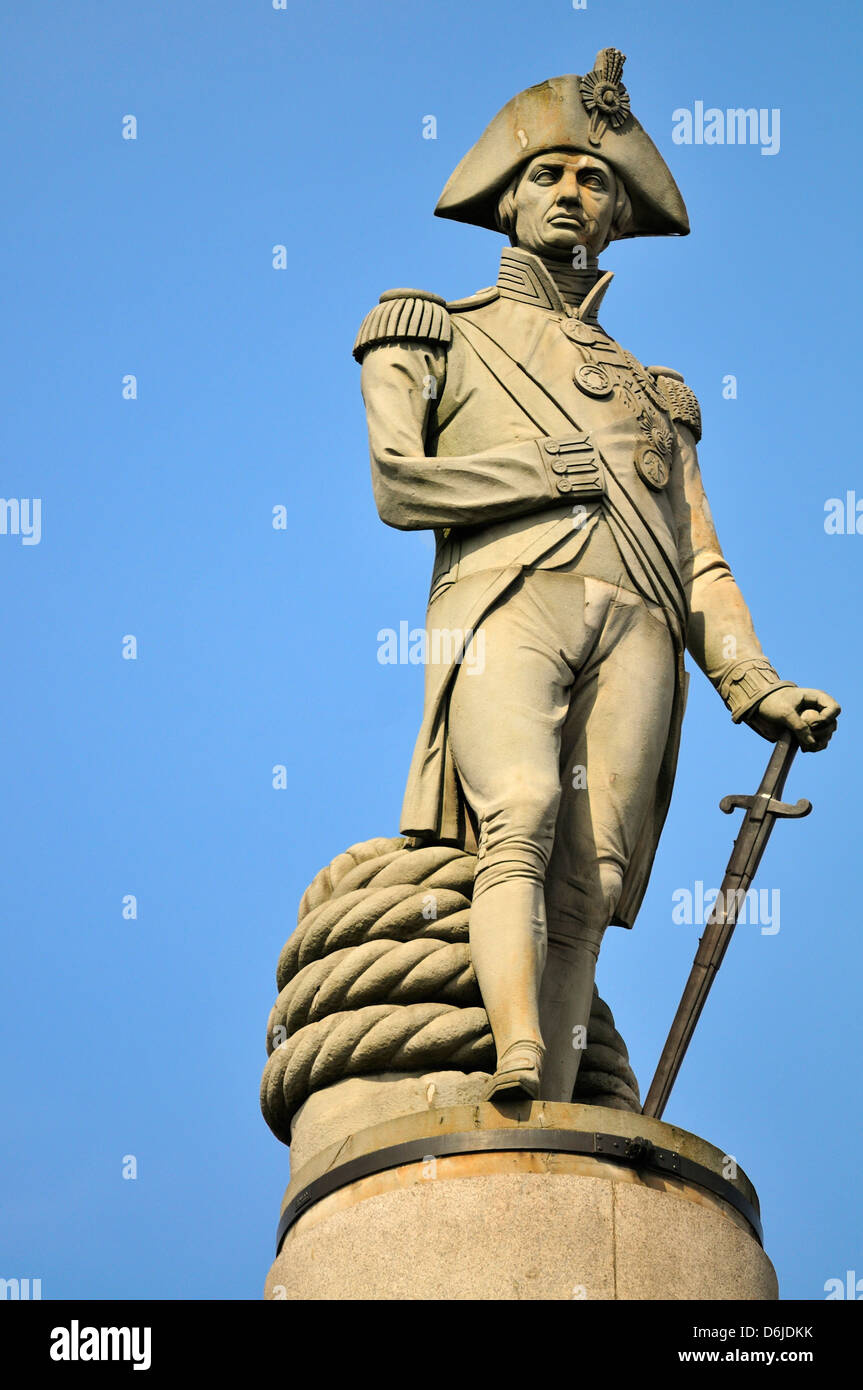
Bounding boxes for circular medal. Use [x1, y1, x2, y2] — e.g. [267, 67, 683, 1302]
[560, 317, 599, 345]
[634, 440, 670, 491]
[573, 361, 613, 398]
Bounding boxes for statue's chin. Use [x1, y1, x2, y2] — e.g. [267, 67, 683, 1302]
[518, 234, 592, 262]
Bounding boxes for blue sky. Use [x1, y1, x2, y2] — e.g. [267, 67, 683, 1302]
[1, 0, 860, 1300]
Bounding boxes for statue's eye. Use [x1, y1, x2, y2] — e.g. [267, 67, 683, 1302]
[532, 169, 558, 184]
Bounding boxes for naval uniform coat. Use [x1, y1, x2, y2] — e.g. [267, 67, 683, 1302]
[354, 248, 793, 928]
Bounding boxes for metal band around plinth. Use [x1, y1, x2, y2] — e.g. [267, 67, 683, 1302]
[276, 1128, 763, 1252]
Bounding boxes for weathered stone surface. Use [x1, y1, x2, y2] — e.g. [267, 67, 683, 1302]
[260, 43, 839, 1299]
[262, 843, 641, 1144]
[288, 1069, 490, 1175]
[287, 1095, 752, 1199]
[266, 1102, 776, 1301]
[266, 1161, 776, 1301]
[348, 44, 839, 1111]
[612, 1180, 778, 1301]
[267, 1171, 617, 1301]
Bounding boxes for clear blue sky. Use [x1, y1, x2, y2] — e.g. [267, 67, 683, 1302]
[1, 0, 860, 1300]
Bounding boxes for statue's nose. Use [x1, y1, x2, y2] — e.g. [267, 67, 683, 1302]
[556, 173, 582, 205]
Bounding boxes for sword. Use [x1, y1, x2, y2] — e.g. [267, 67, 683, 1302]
[642, 732, 812, 1120]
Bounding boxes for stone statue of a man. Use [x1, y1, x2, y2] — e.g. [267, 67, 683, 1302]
[353, 49, 840, 1105]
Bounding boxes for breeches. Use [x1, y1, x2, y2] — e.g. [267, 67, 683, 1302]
[449, 570, 676, 955]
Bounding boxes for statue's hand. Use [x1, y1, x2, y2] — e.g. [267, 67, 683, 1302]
[747, 687, 841, 752]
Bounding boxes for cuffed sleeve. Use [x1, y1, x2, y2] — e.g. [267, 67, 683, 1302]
[360, 341, 562, 530]
[670, 422, 796, 724]
[720, 660, 798, 723]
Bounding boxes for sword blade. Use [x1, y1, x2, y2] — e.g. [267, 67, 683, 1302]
[642, 734, 804, 1120]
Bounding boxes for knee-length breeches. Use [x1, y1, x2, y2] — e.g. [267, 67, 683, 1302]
[448, 569, 676, 950]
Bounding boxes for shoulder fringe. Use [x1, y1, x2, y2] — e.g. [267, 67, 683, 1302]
[353, 290, 452, 362]
[648, 366, 702, 443]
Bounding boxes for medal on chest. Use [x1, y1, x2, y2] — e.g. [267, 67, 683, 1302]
[561, 315, 674, 491]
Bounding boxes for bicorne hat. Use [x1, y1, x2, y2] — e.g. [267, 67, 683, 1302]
[434, 48, 689, 239]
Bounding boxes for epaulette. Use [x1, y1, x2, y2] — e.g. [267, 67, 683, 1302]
[352, 289, 452, 363]
[446, 286, 500, 313]
[647, 365, 702, 443]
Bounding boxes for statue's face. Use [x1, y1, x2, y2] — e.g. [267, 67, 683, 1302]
[511, 150, 617, 260]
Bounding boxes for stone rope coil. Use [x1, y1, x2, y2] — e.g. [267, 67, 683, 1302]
[261, 838, 641, 1144]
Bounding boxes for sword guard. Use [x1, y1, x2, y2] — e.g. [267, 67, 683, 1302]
[719, 792, 812, 818]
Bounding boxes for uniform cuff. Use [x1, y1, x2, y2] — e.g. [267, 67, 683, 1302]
[718, 660, 797, 723]
[536, 436, 606, 499]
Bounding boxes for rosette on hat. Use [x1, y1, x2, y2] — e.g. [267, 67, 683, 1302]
[435, 48, 689, 240]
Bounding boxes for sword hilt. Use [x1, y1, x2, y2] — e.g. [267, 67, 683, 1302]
[719, 731, 812, 821]
[719, 792, 812, 818]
